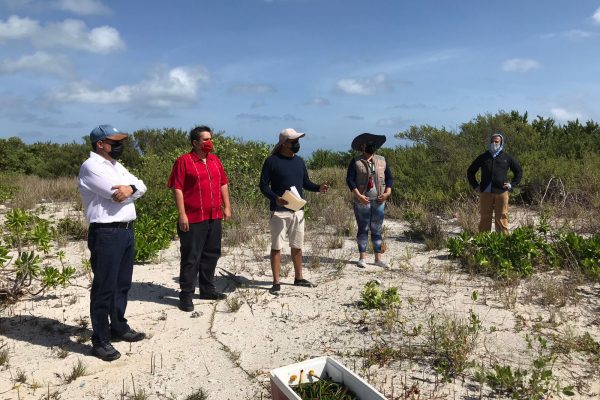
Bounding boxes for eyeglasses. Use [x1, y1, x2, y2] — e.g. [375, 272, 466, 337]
[288, 140, 299, 144]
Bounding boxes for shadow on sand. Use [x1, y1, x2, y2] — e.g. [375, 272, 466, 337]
[0, 314, 92, 356]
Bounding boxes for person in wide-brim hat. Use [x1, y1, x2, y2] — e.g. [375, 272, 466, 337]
[351, 133, 386, 152]
[346, 132, 393, 269]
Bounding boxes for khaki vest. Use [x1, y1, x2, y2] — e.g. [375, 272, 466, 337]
[354, 155, 386, 195]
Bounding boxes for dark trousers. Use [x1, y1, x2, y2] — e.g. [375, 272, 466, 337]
[178, 219, 222, 298]
[88, 226, 134, 346]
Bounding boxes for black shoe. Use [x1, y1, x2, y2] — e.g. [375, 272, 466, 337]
[112, 329, 145, 342]
[294, 278, 316, 288]
[91, 343, 121, 362]
[198, 292, 227, 300]
[179, 296, 194, 312]
[269, 283, 281, 295]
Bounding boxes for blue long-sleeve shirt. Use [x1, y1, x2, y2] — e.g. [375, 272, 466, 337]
[259, 153, 320, 211]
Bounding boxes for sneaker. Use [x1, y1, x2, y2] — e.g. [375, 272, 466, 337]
[374, 260, 389, 268]
[112, 329, 145, 343]
[294, 278, 317, 288]
[357, 259, 367, 268]
[269, 283, 281, 295]
[199, 291, 227, 300]
[179, 296, 194, 312]
[91, 343, 121, 362]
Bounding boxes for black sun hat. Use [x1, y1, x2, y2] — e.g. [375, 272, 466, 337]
[351, 133, 386, 151]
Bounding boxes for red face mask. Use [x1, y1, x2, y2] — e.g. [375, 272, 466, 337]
[200, 139, 214, 153]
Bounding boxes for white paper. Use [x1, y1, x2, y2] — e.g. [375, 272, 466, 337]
[290, 186, 301, 198]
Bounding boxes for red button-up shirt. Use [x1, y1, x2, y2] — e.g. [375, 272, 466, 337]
[167, 151, 229, 223]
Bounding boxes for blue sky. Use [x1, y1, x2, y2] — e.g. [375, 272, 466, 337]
[1, 0, 599, 155]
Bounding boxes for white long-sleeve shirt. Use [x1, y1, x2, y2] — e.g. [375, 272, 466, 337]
[78, 152, 147, 223]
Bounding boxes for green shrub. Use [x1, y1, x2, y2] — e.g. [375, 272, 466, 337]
[360, 281, 401, 310]
[427, 311, 480, 381]
[448, 226, 600, 281]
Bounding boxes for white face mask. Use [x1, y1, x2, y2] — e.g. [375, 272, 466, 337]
[489, 142, 501, 152]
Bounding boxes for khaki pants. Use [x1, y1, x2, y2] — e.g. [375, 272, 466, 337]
[478, 191, 509, 233]
[269, 210, 305, 250]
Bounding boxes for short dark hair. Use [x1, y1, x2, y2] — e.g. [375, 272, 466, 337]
[190, 125, 213, 144]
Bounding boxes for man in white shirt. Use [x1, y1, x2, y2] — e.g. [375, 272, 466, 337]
[78, 124, 147, 361]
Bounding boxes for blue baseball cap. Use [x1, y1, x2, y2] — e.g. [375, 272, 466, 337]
[90, 124, 128, 143]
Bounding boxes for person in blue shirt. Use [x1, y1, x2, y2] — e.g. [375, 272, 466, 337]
[259, 128, 329, 294]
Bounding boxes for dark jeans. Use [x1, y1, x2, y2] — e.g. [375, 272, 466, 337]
[88, 225, 135, 346]
[178, 219, 222, 298]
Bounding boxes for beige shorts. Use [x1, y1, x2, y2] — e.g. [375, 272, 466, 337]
[269, 210, 305, 250]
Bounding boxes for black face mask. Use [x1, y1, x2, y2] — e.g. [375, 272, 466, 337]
[290, 141, 300, 153]
[108, 141, 124, 160]
[364, 143, 376, 154]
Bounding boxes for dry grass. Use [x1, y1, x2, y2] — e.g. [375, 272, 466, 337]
[305, 167, 355, 236]
[490, 279, 520, 309]
[5, 175, 79, 210]
[403, 202, 446, 250]
[545, 202, 600, 235]
[448, 193, 480, 234]
[223, 199, 269, 247]
[523, 275, 579, 307]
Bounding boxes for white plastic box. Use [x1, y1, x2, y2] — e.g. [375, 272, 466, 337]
[270, 356, 386, 400]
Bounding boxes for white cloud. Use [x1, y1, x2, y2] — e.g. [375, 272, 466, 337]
[306, 97, 329, 106]
[563, 29, 594, 39]
[54, 0, 110, 15]
[235, 113, 302, 122]
[335, 73, 394, 96]
[51, 65, 210, 109]
[229, 84, 275, 94]
[593, 7, 600, 24]
[0, 0, 110, 14]
[394, 103, 429, 110]
[0, 15, 124, 53]
[376, 116, 410, 128]
[551, 107, 583, 121]
[0, 90, 84, 128]
[33, 19, 124, 53]
[0, 0, 39, 10]
[502, 58, 542, 72]
[0, 15, 39, 41]
[0, 51, 72, 76]
[541, 29, 595, 40]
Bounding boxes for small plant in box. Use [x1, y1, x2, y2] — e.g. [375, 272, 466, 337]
[290, 369, 357, 400]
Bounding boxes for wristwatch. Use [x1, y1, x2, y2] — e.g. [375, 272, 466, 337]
[130, 185, 138, 194]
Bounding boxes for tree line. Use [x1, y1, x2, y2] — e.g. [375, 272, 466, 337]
[1, 110, 599, 208]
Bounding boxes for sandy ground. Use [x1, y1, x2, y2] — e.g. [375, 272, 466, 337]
[1, 206, 599, 400]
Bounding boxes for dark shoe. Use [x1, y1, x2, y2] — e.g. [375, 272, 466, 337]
[294, 278, 316, 288]
[112, 329, 145, 342]
[269, 283, 281, 295]
[179, 296, 194, 312]
[199, 292, 227, 300]
[91, 343, 121, 362]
